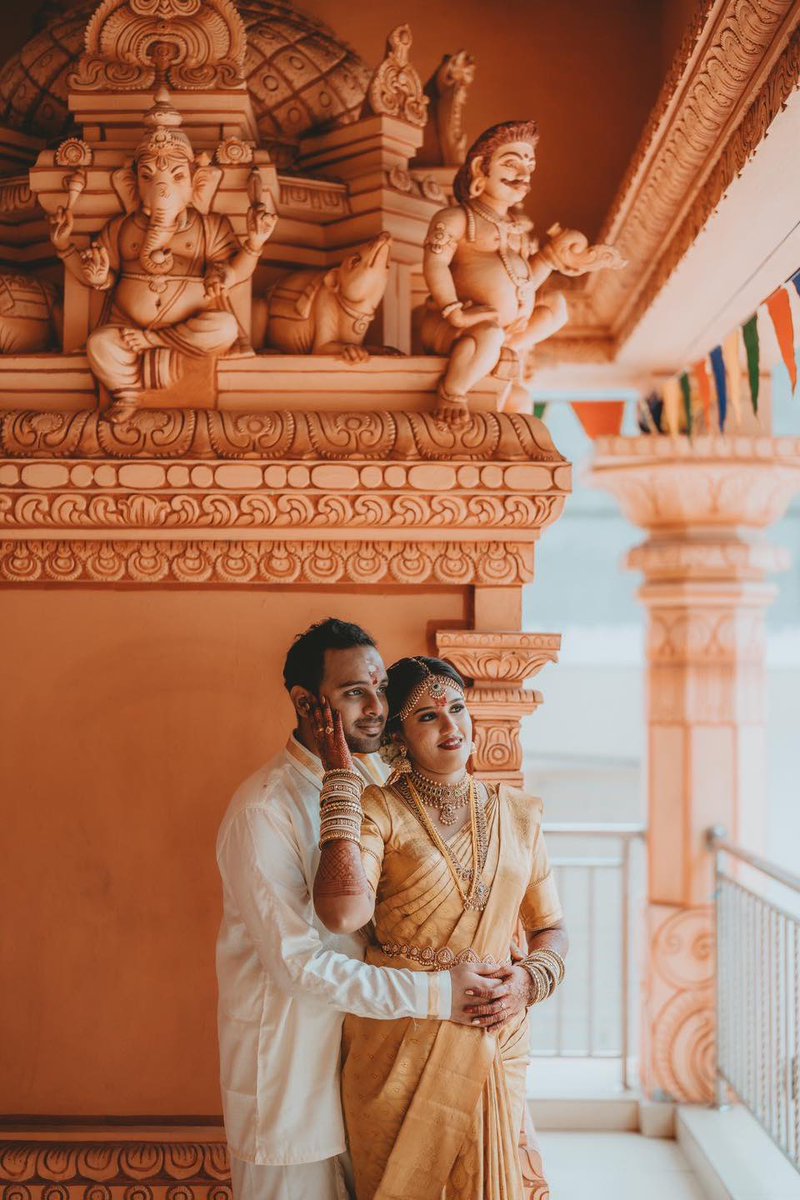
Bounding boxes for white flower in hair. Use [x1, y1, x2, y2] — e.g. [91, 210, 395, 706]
[379, 740, 404, 765]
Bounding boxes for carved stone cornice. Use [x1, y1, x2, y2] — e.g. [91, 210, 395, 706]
[436, 630, 561, 684]
[0, 410, 567, 464]
[0, 411, 570, 586]
[585, 0, 800, 344]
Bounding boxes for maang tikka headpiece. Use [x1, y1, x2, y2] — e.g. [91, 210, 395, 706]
[396, 658, 465, 722]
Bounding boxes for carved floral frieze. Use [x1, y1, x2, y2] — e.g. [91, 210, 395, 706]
[0, 1134, 232, 1200]
[0, 410, 567, 464]
[0, 489, 561, 534]
[0, 538, 534, 586]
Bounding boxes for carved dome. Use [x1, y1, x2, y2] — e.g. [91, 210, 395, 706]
[0, 0, 371, 150]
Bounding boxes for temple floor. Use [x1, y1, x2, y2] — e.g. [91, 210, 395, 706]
[539, 1132, 707, 1199]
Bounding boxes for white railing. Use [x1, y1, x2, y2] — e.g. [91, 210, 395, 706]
[709, 827, 800, 1172]
[532, 823, 646, 1091]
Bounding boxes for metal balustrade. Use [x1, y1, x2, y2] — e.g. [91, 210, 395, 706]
[709, 827, 800, 1172]
[532, 823, 646, 1091]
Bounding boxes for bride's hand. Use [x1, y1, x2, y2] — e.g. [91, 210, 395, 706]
[450, 964, 511, 1029]
[484, 964, 533, 1027]
[309, 697, 354, 773]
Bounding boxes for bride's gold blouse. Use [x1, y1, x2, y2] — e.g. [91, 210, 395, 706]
[357, 780, 562, 971]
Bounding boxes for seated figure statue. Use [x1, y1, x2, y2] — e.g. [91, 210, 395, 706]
[421, 119, 623, 425]
[49, 90, 276, 424]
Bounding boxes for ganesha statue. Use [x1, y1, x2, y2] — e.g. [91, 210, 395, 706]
[421, 119, 625, 425]
[48, 90, 277, 424]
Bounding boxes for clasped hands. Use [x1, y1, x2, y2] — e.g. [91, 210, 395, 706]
[450, 958, 535, 1031]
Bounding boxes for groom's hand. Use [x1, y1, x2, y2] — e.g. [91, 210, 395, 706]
[449, 963, 511, 1030]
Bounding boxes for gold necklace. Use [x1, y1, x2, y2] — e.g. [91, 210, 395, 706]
[407, 767, 470, 826]
[404, 777, 490, 910]
[468, 198, 532, 305]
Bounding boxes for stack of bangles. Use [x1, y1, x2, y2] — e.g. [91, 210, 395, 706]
[319, 768, 364, 848]
[519, 948, 566, 1007]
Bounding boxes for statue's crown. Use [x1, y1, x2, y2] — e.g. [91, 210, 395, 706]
[134, 88, 194, 163]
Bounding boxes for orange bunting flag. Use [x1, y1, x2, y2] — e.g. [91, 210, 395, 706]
[722, 330, 743, 425]
[693, 359, 713, 431]
[571, 401, 625, 439]
[661, 377, 682, 434]
[765, 286, 797, 392]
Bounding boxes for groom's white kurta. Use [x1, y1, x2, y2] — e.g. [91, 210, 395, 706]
[216, 735, 451, 1167]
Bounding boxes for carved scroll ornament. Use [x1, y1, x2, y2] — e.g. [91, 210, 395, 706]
[69, 0, 247, 92]
[644, 903, 715, 1104]
[365, 25, 428, 127]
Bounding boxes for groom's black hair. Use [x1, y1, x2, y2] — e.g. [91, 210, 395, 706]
[283, 617, 377, 695]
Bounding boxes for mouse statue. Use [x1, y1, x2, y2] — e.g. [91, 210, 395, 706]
[255, 232, 392, 363]
[420, 119, 625, 426]
[48, 89, 277, 424]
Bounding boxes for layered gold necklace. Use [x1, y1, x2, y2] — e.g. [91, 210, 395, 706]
[403, 775, 490, 911]
[407, 766, 470, 825]
[468, 198, 532, 305]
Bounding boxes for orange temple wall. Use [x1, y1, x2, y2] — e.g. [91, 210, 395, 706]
[2, 587, 467, 1115]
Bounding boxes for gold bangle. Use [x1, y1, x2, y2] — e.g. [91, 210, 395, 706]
[319, 831, 361, 847]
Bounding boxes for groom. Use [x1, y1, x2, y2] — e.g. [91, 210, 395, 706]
[216, 618, 510, 1200]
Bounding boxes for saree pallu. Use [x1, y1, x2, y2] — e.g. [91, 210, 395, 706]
[342, 784, 562, 1200]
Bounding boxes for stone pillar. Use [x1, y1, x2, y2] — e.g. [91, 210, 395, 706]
[436, 630, 561, 786]
[589, 434, 800, 1103]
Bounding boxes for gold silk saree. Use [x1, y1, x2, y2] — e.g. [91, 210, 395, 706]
[341, 782, 562, 1200]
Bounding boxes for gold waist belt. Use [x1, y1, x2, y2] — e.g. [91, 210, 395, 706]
[380, 942, 510, 971]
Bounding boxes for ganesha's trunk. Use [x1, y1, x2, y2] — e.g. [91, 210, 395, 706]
[140, 211, 178, 276]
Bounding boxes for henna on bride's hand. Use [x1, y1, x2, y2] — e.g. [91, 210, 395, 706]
[309, 697, 353, 772]
[314, 839, 371, 898]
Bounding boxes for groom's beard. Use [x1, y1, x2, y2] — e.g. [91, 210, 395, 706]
[345, 729, 384, 755]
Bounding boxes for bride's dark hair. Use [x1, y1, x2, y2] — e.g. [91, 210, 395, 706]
[385, 656, 466, 736]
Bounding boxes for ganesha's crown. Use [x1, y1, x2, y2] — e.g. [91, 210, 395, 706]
[134, 87, 194, 164]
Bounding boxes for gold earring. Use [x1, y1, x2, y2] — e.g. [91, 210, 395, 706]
[395, 743, 412, 775]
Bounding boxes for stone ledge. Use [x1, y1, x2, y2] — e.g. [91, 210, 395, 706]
[676, 1104, 800, 1200]
[0, 353, 507, 415]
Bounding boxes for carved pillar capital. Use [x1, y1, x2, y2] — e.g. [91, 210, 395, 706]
[436, 629, 560, 784]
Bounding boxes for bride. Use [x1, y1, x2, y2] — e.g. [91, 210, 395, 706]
[311, 655, 567, 1200]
